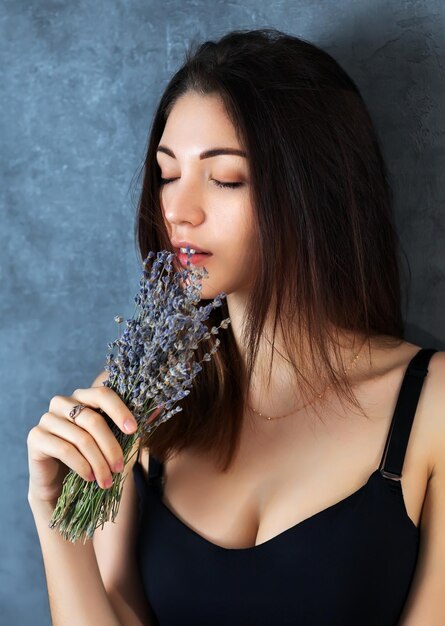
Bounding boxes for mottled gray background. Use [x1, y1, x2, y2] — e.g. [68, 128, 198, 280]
[1, 0, 444, 623]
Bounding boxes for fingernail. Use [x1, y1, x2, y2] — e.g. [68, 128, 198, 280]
[123, 419, 137, 433]
[114, 459, 124, 473]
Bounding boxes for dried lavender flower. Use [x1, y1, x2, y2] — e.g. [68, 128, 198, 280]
[48, 247, 231, 543]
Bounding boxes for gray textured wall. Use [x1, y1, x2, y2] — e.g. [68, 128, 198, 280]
[1, 1, 444, 623]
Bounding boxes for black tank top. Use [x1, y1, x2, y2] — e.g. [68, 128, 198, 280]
[132, 347, 437, 626]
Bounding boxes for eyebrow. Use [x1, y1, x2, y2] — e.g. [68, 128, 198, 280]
[156, 145, 247, 159]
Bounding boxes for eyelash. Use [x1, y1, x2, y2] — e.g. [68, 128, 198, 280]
[159, 177, 243, 189]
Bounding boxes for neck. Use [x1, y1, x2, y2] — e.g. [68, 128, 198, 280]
[225, 291, 371, 419]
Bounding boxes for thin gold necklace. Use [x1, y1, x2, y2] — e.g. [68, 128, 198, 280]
[247, 339, 366, 421]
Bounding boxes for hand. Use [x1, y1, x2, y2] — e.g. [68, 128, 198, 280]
[27, 385, 161, 505]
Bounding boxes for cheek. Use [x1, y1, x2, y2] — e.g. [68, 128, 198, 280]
[228, 212, 257, 261]
[217, 219, 258, 288]
[222, 195, 254, 236]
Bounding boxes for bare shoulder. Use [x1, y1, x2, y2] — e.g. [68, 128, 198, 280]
[420, 349, 445, 475]
[377, 341, 444, 476]
[398, 344, 445, 479]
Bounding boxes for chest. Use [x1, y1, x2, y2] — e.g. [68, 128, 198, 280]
[138, 367, 430, 550]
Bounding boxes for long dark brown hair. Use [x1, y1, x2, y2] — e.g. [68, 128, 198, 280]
[133, 28, 406, 471]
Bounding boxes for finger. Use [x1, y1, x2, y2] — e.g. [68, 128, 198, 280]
[28, 424, 96, 485]
[50, 388, 138, 434]
[55, 398, 123, 472]
[39, 412, 120, 488]
[64, 401, 126, 472]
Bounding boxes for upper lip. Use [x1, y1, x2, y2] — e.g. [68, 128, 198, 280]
[170, 239, 212, 254]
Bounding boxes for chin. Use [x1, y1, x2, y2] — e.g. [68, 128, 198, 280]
[173, 268, 221, 301]
[199, 283, 226, 301]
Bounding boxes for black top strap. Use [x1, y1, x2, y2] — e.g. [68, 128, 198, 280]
[379, 347, 437, 480]
[148, 452, 164, 496]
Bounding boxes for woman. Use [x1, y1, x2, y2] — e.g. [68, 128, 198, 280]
[27, 28, 444, 625]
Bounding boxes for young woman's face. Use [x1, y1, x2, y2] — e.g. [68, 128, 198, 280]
[157, 91, 257, 300]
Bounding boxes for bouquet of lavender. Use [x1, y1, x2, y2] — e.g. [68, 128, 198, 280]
[48, 248, 230, 544]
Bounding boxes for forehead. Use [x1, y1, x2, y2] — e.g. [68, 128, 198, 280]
[160, 92, 242, 147]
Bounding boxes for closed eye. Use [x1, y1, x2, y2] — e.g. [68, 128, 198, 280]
[159, 177, 243, 189]
[213, 180, 243, 189]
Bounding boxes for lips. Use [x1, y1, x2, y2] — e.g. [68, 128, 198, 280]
[178, 249, 211, 255]
[175, 250, 212, 268]
[170, 240, 212, 254]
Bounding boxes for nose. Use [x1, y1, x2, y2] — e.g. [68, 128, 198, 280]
[161, 176, 206, 227]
